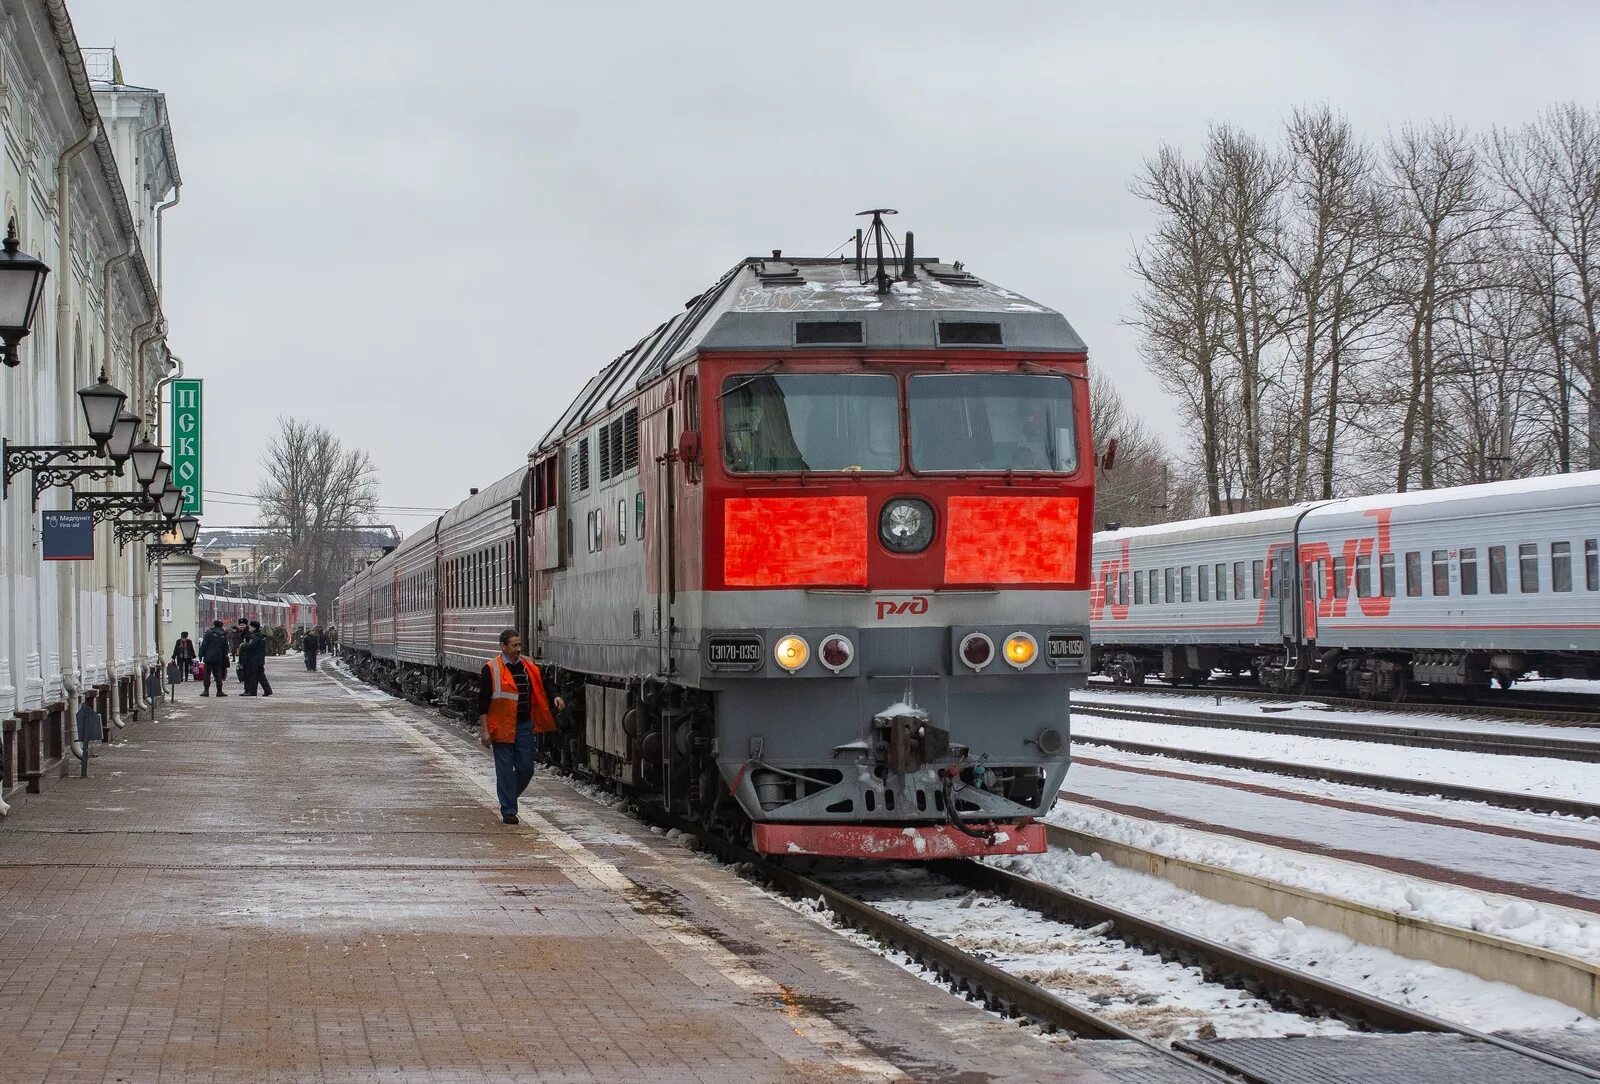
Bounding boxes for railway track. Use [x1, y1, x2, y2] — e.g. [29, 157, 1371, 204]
[1072, 700, 1600, 762]
[1085, 679, 1600, 727]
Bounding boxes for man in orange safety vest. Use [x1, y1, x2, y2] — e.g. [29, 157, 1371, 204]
[477, 628, 564, 825]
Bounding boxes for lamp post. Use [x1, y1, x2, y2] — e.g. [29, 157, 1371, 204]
[0, 217, 50, 369]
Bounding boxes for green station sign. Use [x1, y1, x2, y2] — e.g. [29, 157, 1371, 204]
[171, 378, 202, 514]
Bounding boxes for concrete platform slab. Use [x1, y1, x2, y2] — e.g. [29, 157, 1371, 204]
[0, 658, 1174, 1082]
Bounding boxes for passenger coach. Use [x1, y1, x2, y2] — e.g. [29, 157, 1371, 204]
[340, 216, 1096, 859]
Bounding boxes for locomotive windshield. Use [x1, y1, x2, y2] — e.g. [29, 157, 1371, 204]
[722, 373, 899, 473]
[908, 373, 1077, 473]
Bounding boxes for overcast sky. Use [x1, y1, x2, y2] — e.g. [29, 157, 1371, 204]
[72, 0, 1600, 532]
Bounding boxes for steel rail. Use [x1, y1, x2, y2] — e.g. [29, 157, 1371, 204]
[1073, 701, 1600, 762]
[1085, 679, 1600, 727]
[1068, 734, 1600, 818]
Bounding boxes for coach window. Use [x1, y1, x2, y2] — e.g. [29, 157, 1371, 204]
[1181, 566, 1193, 603]
[1355, 553, 1372, 598]
[1232, 562, 1245, 599]
[1489, 545, 1508, 594]
[1214, 563, 1226, 601]
[1431, 550, 1450, 596]
[1150, 568, 1161, 604]
[1379, 553, 1396, 597]
[1251, 559, 1263, 599]
[1459, 548, 1477, 595]
[1587, 539, 1598, 591]
[1552, 541, 1572, 592]
[1164, 567, 1175, 602]
[1405, 551, 1421, 597]
[1519, 542, 1539, 593]
[724, 373, 899, 473]
[1198, 566, 1210, 602]
[1134, 572, 1144, 605]
[1118, 571, 1129, 607]
[909, 373, 1077, 473]
[1332, 556, 1347, 599]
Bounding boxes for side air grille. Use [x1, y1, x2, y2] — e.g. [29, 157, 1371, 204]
[571, 437, 590, 492]
[937, 321, 1003, 346]
[623, 408, 639, 470]
[796, 320, 863, 345]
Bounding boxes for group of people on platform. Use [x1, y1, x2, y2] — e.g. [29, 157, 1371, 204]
[168, 622, 328, 697]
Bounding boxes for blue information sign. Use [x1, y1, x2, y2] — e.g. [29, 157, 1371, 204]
[42, 510, 95, 561]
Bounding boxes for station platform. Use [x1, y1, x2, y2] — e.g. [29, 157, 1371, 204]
[0, 658, 1175, 1083]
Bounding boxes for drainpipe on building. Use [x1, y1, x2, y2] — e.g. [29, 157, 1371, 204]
[154, 185, 179, 301]
[101, 248, 132, 727]
[54, 121, 98, 730]
[126, 317, 162, 713]
[151, 352, 183, 701]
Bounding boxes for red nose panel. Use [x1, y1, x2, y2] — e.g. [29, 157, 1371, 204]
[945, 495, 1081, 585]
[724, 496, 868, 587]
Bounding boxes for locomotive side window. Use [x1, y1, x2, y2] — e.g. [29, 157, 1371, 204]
[909, 373, 1077, 473]
[1459, 548, 1477, 595]
[1552, 541, 1572, 592]
[1251, 560, 1263, 599]
[1431, 550, 1450, 596]
[1587, 539, 1598, 590]
[1405, 551, 1422, 597]
[1519, 543, 1539, 593]
[1355, 554, 1372, 598]
[722, 373, 899, 473]
[1489, 546, 1508, 594]
[1380, 553, 1396, 597]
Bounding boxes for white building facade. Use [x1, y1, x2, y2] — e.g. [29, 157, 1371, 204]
[0, 3, 182, 805]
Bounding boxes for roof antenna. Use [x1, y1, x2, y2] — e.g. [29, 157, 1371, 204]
[902, 230, 916, 281]
[856, 208, 898, 295]
[854, 228, 864, 275]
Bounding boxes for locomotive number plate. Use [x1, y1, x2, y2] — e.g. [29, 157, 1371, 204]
[1046, 633, 1087, 667]
[707, 635, 764, 672]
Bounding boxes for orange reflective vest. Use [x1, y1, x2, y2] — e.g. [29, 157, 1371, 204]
[484, 655, 556, 742]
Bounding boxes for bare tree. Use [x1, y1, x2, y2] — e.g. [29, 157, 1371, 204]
[1089, 370, 1180, 528]
[253, 417, 381, 613]
[1128, 144, 1231, 515]
[1384, 121, 1499, 490]
[1492, 102, 1600, 468]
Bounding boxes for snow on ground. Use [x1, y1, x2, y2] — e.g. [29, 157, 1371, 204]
[1070, 713, 1600, 803]
[1517, 675, 1600, 697]
[816, 863, 1352, 1042]
[1076, 687, 1600, 744]
[1069, 741, 1600, 844]
[1048, 800, 1600, 965]
[994, 848, 1598, 1032]
[325, 659, 402, 702]
[1061, 760, 1600, 902]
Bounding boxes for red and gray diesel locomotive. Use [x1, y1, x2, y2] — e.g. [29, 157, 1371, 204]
[338, 215, 1094, 860]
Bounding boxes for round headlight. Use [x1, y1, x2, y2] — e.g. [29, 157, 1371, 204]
[819, 634, 854, 672]
[774, 634, 810, 672]
[959, 632, 994, 671]
[879, 498, 935, 553]
[1003, 632, 1038, 669]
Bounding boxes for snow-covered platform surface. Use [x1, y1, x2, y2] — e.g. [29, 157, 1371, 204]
[0, 660, 1138, 1083]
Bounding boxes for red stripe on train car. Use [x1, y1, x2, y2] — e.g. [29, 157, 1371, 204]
[753, 821, 1046, 859]
[945, 495, 1081, 585]
[723, 496, 868, 588]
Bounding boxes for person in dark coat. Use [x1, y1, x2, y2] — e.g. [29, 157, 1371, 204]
[172, 632, 197, 681]
[240, 621, 274, 696]
[198, 621, 230, 697]
[303, 626, 321, 671]
[231, 618, 250, 684]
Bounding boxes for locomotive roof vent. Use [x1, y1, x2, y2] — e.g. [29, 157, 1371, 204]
[755, 259, 804, 286]
[937, 321, 1003, 346]
[795, 320, 863, 345]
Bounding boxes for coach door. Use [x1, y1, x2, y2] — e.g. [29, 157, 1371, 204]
[1274, 549, 1296, 646]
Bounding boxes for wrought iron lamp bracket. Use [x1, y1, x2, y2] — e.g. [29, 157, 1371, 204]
[32, 463, 121, 509]
[3, 439, 109, 502]
[146, 541, 195, 566]
[113, 519, 168, 547]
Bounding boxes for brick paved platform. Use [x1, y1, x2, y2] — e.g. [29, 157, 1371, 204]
[0, 658, 1181, 1083]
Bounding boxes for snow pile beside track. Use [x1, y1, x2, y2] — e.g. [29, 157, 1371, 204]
[1049, 802, 1600, 966]
[999, 847, 1599, 1032]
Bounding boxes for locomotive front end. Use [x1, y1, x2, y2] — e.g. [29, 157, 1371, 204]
[695, 255, 1092, 860]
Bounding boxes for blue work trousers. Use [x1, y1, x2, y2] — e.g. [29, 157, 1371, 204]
[492, 722, 539, 818]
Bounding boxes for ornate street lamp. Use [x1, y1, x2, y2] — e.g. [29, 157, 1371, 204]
[0, 217, 50, 369]
[145, 460, 171, 498]
[77, 377, 127, 450]
[158, 486, 183, 519]
[177, 515, 199, 544]
[128, 440, 162, 490]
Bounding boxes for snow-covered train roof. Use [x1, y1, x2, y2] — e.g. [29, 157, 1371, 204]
[533, 255, 1087, 454]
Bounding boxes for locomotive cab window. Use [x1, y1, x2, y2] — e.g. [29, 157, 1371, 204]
[722, 373, 899, 473]
[909, 373, 1077, 473]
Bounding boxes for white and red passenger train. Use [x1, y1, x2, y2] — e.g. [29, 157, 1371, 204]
[1089, 472, 1600, 698]
[338, 216, 1096, 859]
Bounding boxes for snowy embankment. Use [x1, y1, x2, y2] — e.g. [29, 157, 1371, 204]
[994, 845, 1598, 1032]
[1070, 712, 1600, 802]
[1047, 800, 1600, 968]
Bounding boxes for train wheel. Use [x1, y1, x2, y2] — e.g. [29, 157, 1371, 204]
[1388, 674, 1409, 704]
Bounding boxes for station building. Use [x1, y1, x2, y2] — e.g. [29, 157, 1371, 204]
[0, 5, 183, 805]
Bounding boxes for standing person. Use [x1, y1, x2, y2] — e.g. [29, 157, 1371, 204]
[303, 626, 321, 671]
[198, 621, 230, 697]
[229, 618, 248, 685]
[171, 632, 197, 681]
[477, 629, 563, 825]
[241, 621, 274, 697]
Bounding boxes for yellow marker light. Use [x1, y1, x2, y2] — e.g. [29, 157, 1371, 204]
[774, 634, 811, 672]
[1003, 632, 1038, 669]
